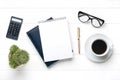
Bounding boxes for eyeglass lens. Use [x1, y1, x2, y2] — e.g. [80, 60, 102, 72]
[78, 15, 89, 22]
[91, 18, 103, 28]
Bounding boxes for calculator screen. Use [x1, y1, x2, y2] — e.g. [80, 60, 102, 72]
[12, 18, 22, 23]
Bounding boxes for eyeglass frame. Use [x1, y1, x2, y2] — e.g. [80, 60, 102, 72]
[78, 11, 105, 28]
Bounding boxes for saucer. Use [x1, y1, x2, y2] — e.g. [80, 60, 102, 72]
[85, 34, 113, 63]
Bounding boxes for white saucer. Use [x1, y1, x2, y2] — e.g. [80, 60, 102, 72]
[85, 34, 113, 63]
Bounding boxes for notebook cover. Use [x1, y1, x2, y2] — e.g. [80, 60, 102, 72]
[26, 26, 57, 67]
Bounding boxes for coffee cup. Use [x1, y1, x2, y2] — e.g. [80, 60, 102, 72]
[85, 34, 113, 63]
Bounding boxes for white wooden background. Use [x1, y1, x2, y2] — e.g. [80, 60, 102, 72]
[0, 0, 120, 80]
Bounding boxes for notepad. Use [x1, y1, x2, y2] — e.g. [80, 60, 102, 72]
[39, 17, 73, 62]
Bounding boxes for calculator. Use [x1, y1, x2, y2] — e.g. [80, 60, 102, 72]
[6, 16, 23, 40]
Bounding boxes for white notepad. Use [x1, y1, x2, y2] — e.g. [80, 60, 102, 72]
[39, 17, 73, 62]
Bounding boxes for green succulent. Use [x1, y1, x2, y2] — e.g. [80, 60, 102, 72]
[9, 45, 29, 69]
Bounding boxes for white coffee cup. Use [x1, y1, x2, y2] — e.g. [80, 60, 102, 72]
[85, 34, 113, 63]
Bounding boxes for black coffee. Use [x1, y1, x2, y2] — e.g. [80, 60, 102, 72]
[92, 39, 107, 55]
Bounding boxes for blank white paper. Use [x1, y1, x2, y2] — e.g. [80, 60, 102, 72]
[39, 17, 73, 62]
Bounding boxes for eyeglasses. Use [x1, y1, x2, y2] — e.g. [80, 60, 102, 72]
[78, 11, 105, 28]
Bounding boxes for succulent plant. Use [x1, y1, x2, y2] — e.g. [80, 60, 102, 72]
[9, 45, 29, 69]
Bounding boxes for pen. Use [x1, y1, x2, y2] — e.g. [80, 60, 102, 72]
[77, 27, 80, 54]
[38, 17, 66, 23]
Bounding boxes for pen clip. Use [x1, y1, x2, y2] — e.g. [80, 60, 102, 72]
[77, 27, 80, 39]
